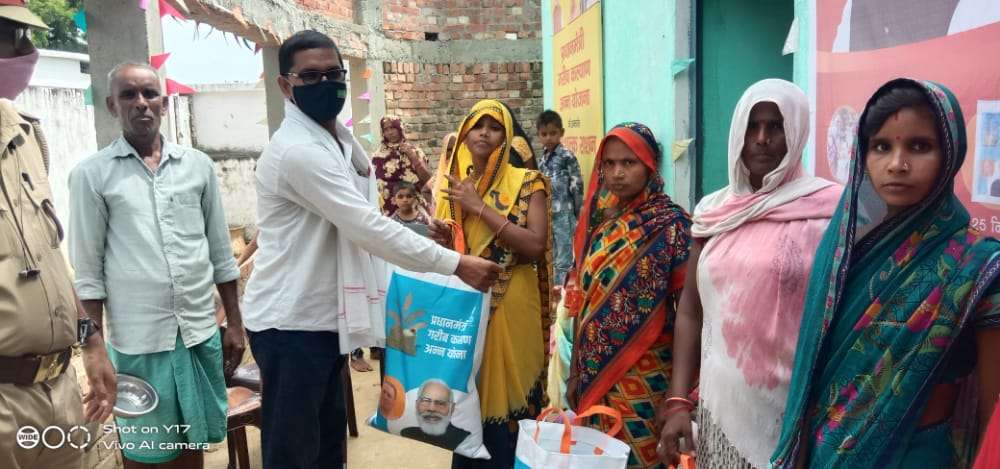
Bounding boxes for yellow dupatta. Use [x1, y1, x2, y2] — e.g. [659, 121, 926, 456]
[435, 100, 528, 256]
[434, 99, 552, 422]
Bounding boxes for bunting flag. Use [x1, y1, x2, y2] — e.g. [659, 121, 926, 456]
[159, 0, 186, 20]
[358, 91, 371, 101]
[150, 52, 171, 69]
[361, 68, 373, 79]
[139, 0, 149, 10]
[782, 17, 799, 56]
[671, 58, 695, 76]
[672, 138, 694, 161]
[165, 78, 196, 95]
[345, 118, 353, 127]
[73, 10, 87, 32]
[359, 115, 371, 125]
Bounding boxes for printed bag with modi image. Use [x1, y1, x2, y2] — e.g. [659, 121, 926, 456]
[368, 268, 492, 459]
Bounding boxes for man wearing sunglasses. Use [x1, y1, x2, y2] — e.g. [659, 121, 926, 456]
[242, 30, 502, 469]
[0, 2, 116, 468]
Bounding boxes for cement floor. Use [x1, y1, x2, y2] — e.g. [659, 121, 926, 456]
[204, 351, 453, 468]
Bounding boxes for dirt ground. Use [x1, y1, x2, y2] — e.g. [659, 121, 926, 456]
[204, 351, 453, 469]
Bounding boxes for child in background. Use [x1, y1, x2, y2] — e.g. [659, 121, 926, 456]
[536, 110, 584, 291]
[350, 182, 429, 372]
[391, 182, 431, 238]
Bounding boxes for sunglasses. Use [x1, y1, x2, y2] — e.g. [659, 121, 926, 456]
[285, 68, 347, 85]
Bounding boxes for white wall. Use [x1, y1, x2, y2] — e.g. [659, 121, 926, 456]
[214, 158, 257, 229]
[15, 87, 98, 227]
[31, 49, 91, 90]
[190, 83, 268, 153]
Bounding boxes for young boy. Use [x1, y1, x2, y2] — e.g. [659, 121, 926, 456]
[390, 181, 431, 238]
[536, 110, 584, 288]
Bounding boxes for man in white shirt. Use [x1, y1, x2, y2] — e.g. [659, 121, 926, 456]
[241, 30, 501, 469]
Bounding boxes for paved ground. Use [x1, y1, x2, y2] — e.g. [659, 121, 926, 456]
[204, 351, 452, 468]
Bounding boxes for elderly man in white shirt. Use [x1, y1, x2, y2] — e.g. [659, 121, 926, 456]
[241, 30, 501, 469]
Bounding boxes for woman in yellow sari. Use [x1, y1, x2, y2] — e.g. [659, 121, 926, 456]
[430, 99, 553, 468]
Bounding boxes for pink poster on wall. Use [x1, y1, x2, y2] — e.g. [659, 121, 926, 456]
[814, 0, 1000, 233]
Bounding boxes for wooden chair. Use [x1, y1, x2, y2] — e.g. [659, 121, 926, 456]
[225, 386, 262, 469]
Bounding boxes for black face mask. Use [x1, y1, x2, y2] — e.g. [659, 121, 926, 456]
[292, 80, 347, 123]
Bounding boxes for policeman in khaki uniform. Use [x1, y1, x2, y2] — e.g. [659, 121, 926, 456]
[0, 2, 117, 468]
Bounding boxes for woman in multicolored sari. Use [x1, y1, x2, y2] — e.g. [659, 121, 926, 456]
[659, 79, 843, 468]
[429, 99, 552, 468]
[560, 122, 692, 468]
[373, 115, 431, 215]
[771, 78, 1000, 468]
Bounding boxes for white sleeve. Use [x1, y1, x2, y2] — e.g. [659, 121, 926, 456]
[279, 143, 460, 275]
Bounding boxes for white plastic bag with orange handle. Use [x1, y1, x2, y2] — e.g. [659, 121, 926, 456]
[514, 406, 631, 469]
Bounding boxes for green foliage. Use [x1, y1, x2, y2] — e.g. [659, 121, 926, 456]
[27, 0, 86, 52]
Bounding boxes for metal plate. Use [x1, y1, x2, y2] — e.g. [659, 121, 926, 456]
[113, 374, 159, 419]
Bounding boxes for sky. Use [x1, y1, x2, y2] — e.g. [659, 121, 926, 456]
[161, 18, 262, 85]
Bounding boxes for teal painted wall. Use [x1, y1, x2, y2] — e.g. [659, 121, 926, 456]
[793, 0, 815, 172]
[792, 0, 811, 93]
[697, 0, 794, 197]
[603, 0, 676, 193]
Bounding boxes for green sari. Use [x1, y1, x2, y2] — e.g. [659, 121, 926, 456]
[772, 79, 1000, 468]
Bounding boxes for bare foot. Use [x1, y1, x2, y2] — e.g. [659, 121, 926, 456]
[350, 356, 373, 372]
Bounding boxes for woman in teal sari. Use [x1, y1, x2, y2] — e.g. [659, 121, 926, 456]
[772, 78, 1000, 468]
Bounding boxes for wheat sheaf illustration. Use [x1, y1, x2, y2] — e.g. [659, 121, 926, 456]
[386, 293, 426, 356]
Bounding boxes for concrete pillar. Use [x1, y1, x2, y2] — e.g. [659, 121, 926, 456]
[347, 57, 370, 150]
[261, 47, 285, 136]
[365, 58, 386, 149]
[357, 0, 385, 148]
[84, 0, 164, 148]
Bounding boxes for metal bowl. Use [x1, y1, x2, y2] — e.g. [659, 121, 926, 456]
[114, 374, 159, 419]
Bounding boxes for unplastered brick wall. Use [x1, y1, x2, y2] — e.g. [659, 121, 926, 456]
[294, 0, 354, 21]
[382, 61, 543, 168]
[382, 0, 541, 41]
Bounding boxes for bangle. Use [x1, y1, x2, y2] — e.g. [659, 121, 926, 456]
[659, 405, 694, 418]
[496, 219, 512, 238]
[477, 203, 488, 219]
[662, 397, 695, 410]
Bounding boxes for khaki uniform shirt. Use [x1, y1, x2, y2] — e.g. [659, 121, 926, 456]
[0, 99, 77, 357]
[0, 99, 85, 469]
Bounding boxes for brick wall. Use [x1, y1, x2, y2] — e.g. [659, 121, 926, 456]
[382, 61, 544, 169]
[382, 0, 541, 41]
[295, 0, 354, 21]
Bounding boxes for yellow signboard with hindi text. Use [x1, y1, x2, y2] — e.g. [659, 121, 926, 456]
[552, 0, 603, 186]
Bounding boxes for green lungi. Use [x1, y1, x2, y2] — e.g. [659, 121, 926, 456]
[106, 329, 227, 464]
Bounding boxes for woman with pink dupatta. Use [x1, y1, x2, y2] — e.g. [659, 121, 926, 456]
[657, 79, 843, 468]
